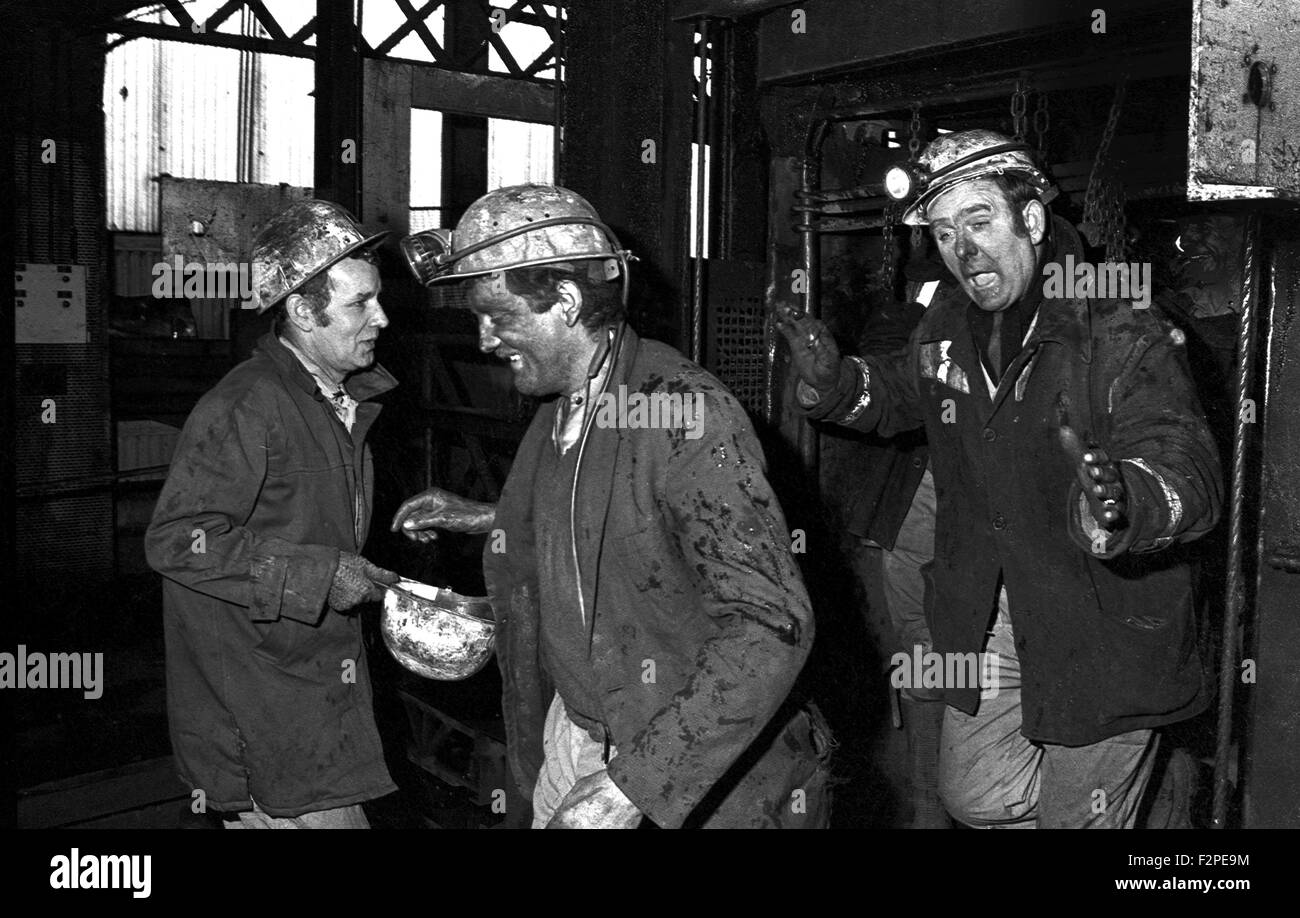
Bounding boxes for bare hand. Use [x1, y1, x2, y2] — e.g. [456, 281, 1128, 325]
[390, 487, 497, 542]
[772, 304, 842, 393]
[545, 769, 642, 830]
[1060, 426, 1127, 532]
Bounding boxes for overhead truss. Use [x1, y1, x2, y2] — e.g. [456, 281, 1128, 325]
[108, 0, 564, 82]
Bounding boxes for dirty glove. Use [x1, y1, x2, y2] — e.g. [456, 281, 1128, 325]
[390, 487, 496, 543]
[772, 304, 842, 396]
[328, 552, 399, 611]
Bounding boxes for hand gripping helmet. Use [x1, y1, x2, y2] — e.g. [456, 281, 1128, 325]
[400, 184, 632, 294]
[887, 129, 1057, 226]
[251, 199, 388, 313]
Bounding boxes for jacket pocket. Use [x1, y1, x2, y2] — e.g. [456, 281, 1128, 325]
[251, 617, 312, 669]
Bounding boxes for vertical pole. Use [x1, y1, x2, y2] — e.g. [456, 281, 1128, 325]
[796, 120, 827, 474]
[1213, 212, 1264, 828]
[314, 0, 362, 214]
[690, 18, 710, 365]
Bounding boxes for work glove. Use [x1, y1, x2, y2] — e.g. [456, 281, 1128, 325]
[390, 487, 497, 544]
[328, 552, 399, 611]
[772, 304, 843, 395]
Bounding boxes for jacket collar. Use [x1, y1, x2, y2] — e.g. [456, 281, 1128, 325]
[922, 214, 1092, 364]
[256, 332, 398, 401]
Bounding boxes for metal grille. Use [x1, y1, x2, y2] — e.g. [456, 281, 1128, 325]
[14, 139, 112, 490]
[14, 34, 114, 582]
[705, 260, 767, 417]
[16, 494, 116, 584]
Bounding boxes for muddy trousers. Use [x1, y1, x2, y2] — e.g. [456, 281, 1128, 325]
[880, 469, 948, 828]
[938, 601, 1159, 828]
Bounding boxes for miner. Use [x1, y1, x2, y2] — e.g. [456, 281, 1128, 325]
[145, 200, 399, 828]
[392, 184, 832, 828]
[778, 130, 1222, 828]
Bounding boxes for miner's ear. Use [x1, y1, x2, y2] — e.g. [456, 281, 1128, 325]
[555, 279, 583, 328]
[1023, 199, 1047, 245]
[284, 292, 318, 333]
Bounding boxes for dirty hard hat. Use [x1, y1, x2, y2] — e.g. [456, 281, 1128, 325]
[898, 129, 1056, 226]
[381, 579, 496, 681]
[401, 184, 630, 287]
[251, 199, 388, 313]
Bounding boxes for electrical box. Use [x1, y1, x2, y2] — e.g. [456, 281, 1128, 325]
[14, 263, 88, 344]
[1189, 0, 1300, 202]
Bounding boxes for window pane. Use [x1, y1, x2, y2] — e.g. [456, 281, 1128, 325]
[362, 0, 444, 61]
[410, 108, 444, 209]
[487, 119, 554, 190]
[488, 20, 554, 76]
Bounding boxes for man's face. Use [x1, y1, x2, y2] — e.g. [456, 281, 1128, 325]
[927, 177, 1045, 312]
[467, 274, 582, 397]
[301, 257, 387, 377]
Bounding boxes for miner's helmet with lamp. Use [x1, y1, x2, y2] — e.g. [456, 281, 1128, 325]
[250, 199, 389, 313]
[884, 128, 1058, 226]
[399, 183, 634, 304]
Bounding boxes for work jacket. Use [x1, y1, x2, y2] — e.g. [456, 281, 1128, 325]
[806, 217, 1223, 745]
[842, 298, 930, 550]
[145, 333, 398, 816]
[485, 326, 831, 827]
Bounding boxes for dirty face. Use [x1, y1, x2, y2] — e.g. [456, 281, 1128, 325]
[467, 273, 585, 397]
[297, 257, 387, 379]
[927, 177, 1045, 312]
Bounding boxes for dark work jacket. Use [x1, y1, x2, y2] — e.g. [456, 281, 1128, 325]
[806, 218, 1223, 745]
[145, 333, 398, 816]
[484, 327, 830, 827]
[844, 298, 929, 550]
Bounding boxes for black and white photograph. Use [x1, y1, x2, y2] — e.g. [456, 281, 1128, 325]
[3, 0, 1296, 899]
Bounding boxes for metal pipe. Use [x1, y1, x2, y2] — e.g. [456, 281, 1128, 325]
[796, 117, 830, 474]
[815, 48, 1184, 123]
[795, 182, 887, 204]
[1213, 213, 1265, 829]
[690, 18, 711, 365]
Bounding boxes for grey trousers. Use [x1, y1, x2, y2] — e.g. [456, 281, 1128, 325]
[938, 597, 1159, 828]
[223, 801, 370, 829]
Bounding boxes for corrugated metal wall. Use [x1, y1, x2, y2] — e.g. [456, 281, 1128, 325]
[104, 17, 314, 233]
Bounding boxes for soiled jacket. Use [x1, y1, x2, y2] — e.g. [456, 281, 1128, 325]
[145, 333, 398, 817]
[485, 326, 830, 827]
[806, 217, 1223, 745]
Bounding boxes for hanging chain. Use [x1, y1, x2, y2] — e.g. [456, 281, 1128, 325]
[1033, 91, 1050, 159]
[1081, 76, 1128, 260]
[880, 203, 898, 292]
[908, 104, 924, 251]
[1011, 75, 1029, 142]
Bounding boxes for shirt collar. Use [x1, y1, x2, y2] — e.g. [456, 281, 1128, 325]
[278, 335, 349, 399]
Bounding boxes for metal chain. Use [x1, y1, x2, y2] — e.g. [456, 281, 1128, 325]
[1105, 176, 1128, 263]
[880, 203, 897, 291]
[1011, 75, 1029, 142]
[1034, 91, 1050, 158]
[1081, 76, 1128, 259]
[907, 103, 925, 253]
